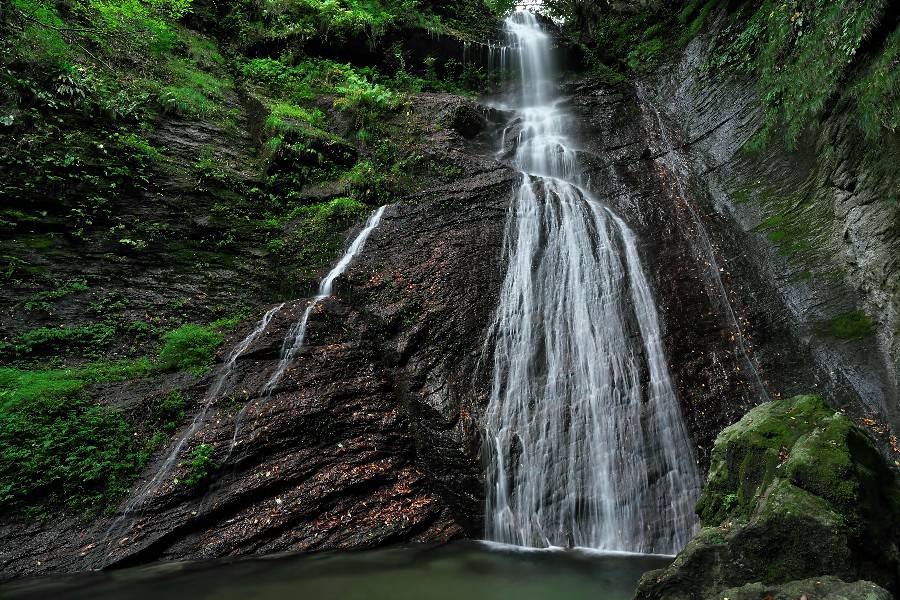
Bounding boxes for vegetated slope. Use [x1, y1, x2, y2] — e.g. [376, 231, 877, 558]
[0, 0, 502, 535]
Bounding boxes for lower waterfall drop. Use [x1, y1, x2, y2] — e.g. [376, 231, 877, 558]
[484, 10, 701, 555]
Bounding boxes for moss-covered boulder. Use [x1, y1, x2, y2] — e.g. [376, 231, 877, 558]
[719, 577, 891, 600]
[635, 395, 900, 600]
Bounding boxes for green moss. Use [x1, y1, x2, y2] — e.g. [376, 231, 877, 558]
[783, 419, 858, 511]
[750, 187, 832, 265]
[828, 310, 876, 340]
[676, 0, 720, 47]
[157, 324, 224, 374]
[0, 360, 159, 515]
[697, 394, 837, 526]
[642, 394, 900, 596]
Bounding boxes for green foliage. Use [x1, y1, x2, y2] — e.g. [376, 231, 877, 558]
[20, 278, 89, 312]
[157, 323, 224, 374]
[626, 38, 665, 73]
[152, 389, 187, 432]
[561, 3, 705, 76]
[0, 323, 116, 358]
[266, 102, 325, 130]
[268, 197, 367, 283]
[829, 310, 876, 340]
[676, 0, 720, 47]
[242, 57, 398, 113]
[259, 0, 414, 45]
[154, 54, 232, 119]
[852, 26, 900, 138]
[7, 0, 193, 67]
[225, 0, 500, 49]
[0, 362, 157, 514]
[342, 160, 391, 203]
[182, 442, 215, 486]
[707, 0, 890, 147]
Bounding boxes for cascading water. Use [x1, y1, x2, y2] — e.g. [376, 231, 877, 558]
[104, 205, 387, 556]
[259, 205, 387, 398]
[227, 204, 387, 454]
[102, 301, 284, 552]
[484, 11, 701, 554]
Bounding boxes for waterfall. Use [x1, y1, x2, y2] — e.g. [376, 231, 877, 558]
[483, 11, 700, 554]
[102, 301, 285, 552]
[259, 205, 387, 397]
[103, 205, 387, 557]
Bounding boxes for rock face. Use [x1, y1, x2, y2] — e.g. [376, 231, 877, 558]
[0, 91, 517, 579]
[644, 18, 900, 431]
[635, 395, 900, 599]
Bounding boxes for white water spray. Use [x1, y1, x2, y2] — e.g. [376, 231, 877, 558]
[484, 11, 700, 554]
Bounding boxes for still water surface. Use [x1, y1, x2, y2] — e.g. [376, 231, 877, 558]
[3, 541, 672, 600]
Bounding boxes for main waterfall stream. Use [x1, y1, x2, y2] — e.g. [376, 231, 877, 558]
[484, 11, 700, 554]
[3, 12, 703, 600]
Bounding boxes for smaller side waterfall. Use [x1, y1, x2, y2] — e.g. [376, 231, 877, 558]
[104, 204, 388, 556]
[260, 205, 387, 396]
[102, 301, 284, 547]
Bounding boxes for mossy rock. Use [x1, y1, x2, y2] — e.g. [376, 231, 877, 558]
[636, 395, 900, 600]
[718, 576, 891, 600]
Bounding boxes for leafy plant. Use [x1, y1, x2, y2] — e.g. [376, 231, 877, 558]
[157, 324, 224, 374]
[0, 323, 116, 358]
[152, 390, 188, 432]
[707, 0, 889, 147]
[182, 442, 215, 486]
[20, 278, 89, 312]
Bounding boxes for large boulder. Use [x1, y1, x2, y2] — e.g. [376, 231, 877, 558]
[635, 395, 900, 599]
[719, 577, 891, 600]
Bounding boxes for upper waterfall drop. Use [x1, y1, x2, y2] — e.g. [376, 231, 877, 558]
[483, 10, 701, 554]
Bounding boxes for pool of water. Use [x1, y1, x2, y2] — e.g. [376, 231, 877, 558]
[3, 541, 672, 600]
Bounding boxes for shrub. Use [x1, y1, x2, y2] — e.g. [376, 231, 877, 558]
[153, 390, 188, 432]
[157, 324, 223, 374]
[182, 442, 216, 486]
[0, 323, 116, 358]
